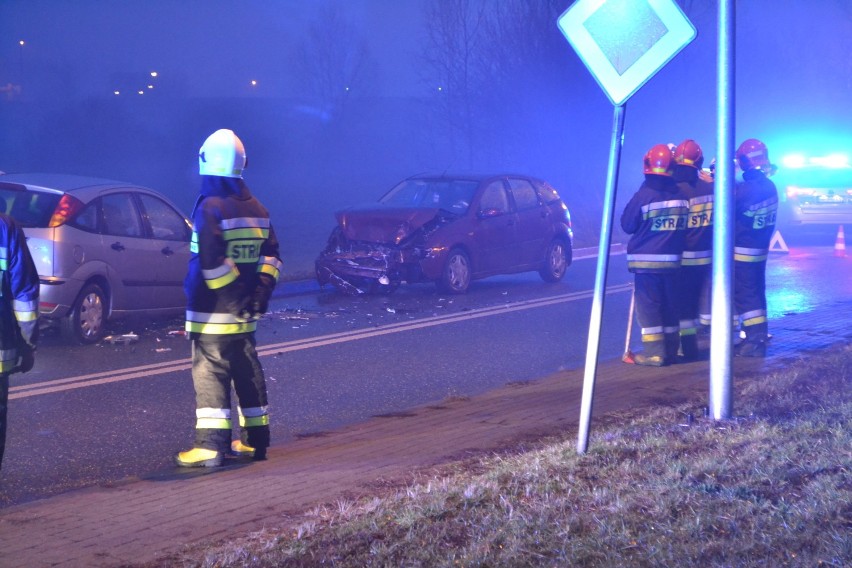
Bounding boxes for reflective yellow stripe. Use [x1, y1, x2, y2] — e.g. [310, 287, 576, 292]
[257, 256, 282, 281]
[740, 308, 767, 327]
[742, 315, 767, 326]
[240, 415, 270, 427]
[203, 258, 239, 289]
[734, 247, 768, 262]
[224, 227, 267, 240]
[14, 310, 39, 322]
[185, 320, 256, 334]
[196, 417, 232, 429]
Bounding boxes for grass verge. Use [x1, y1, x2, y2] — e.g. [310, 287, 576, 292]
[156, 343, 851, 567]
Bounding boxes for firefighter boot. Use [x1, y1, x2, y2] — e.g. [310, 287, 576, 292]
[632, 353, 665, 366]
[175, 447, 223, 468]
[632, 339, 667, 366]
[231, 440, 267, 461]
[665, 333, 681, 365]
[736, 323, 768, 357]
[679, 334, 700, 362]
[736, 340, 767, 358]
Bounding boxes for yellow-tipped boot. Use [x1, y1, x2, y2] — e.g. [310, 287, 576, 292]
[231, 440, 267, 461]
[175, 447, 223, 468]
[231, 440, 255, 456]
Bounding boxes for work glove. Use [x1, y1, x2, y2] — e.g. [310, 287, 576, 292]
[16, 344, 35, 374]
[250, 283, 273, 316]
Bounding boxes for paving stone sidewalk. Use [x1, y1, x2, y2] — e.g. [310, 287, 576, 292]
[0, 299, 849, 567]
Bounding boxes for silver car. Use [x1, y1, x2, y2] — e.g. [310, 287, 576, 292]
[0, 173, 192, 343]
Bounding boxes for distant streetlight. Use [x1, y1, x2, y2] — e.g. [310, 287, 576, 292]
[147, 84, 154, 89]
[114, 91, 120, 95]
[250, 80, 258, 86]
[19, 40, 25, 82]
[150, 71, 158, 78]
[138, 90, 144, 95]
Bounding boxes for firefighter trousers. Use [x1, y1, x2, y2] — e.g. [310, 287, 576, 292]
[676, 264, 711, 359]
[734, 260, 769, 344]
[634, 272, 680, 361]
[0, 373, 7, 470]
[191, 335, 270, 453]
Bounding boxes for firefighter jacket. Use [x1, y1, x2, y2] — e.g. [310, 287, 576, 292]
[734, 169, 778, 263]
[674, 167, 715, 266]
[0, 212, 39, 374]
[621, 175, 689, 273]
[184, 177, 282, 338]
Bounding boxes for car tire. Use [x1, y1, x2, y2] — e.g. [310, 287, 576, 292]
[438, 248, 471, 294]
[62, 283, 107, 344]
[539, 238, 571, 283]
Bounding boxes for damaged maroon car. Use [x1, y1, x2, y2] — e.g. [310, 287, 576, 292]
[315, 173, 573, 294]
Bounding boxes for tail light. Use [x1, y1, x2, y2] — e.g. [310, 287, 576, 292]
[48, 194, 85, 227]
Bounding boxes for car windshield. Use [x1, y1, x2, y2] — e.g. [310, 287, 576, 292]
[0, 186, 62, 227]
[380, 179, 479, 214]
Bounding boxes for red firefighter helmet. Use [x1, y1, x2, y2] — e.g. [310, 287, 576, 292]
[674, 139, 704, 169]
[643, 144, 675, 177]
[736, 138, 771, 171]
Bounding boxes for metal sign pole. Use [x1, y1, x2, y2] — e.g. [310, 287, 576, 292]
[710, 0, 735, 419]
[577, 103, 626, 454]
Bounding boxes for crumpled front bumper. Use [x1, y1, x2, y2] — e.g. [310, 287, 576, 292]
[315, 243, 438, 294]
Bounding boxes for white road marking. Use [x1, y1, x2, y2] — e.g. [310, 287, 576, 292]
[11, 283, 632, 399]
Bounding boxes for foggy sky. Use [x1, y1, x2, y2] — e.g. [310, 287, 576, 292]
[1, 0, 850, 276]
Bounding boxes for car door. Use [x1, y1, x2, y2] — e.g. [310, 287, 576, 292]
[507, 177, 550, 267]
[136, 192, 192, 310]
[99, 191, 161, 310]
[471, 179, 519, 274]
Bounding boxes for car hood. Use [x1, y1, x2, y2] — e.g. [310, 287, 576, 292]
[336, 205, 444, 244]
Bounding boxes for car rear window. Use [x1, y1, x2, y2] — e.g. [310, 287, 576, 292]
[0, 185, 62, 228]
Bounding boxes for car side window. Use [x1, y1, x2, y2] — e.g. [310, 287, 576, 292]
[478, 182, 511, 216]
[508, 178, 539, 210]
[137, 193, 191, 241]
[101, 193, 144, 238]
[72, 201, 99, 233]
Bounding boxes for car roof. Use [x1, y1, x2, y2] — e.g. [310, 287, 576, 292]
[0, 172, 149, 193]
[407, 172, 544, 183]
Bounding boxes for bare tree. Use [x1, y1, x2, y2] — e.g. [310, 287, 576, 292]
[293, 4, 374, 122]
[420, 0, 488, 166]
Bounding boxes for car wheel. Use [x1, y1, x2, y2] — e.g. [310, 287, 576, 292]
[438, 248, 471, 294]
[62, 283, 107, 344]
[539, 238, 571, 282]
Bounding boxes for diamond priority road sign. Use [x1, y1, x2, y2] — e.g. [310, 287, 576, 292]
[557, 0, 696, 106]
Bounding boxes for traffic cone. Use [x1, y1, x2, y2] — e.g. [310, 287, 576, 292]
[835, 225, 846, 257]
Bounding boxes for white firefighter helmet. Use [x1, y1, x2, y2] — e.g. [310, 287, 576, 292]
[198, 129, 246, 178]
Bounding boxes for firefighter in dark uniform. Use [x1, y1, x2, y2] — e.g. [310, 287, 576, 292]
[0, 207, 39, 471]
[622, 144, 689, 366]
[176, 129, 283, 467]
[733, 138, 778, 357]
[673, 139, 714, 360]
